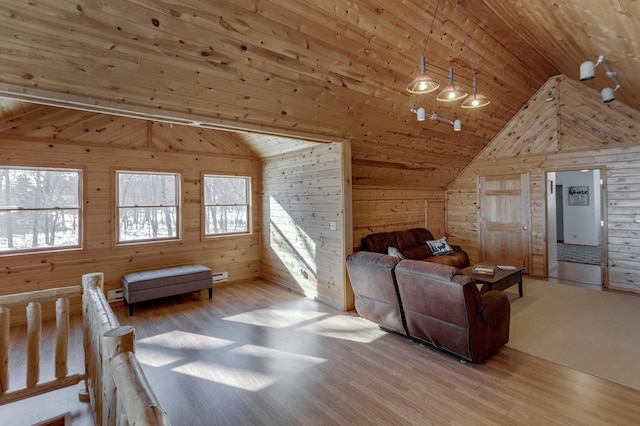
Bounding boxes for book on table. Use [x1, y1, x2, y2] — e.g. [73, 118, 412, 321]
[472, 265, 496, 276]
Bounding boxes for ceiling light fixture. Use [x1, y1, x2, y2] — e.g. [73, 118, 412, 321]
[545, 90, 555, 102]
[456, 0, 490, 108]
[462, 76, 491, 108]
[406, 0, 489, 109]
[580, 55, 621, 103]
[437, 68, 468, 101]
[411, 108, 461, 131]
[405, 0, 441, 94]
[406, 55, 440, 94]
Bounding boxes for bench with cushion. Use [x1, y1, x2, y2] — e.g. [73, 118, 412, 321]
[122, 264, 213, 315]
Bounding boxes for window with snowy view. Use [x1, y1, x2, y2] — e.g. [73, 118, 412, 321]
[0, 167, 82, 254]
[203, 175, 250, 236]
[116, 171, 181, 244]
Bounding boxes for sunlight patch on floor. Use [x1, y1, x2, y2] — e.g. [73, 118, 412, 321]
[173, 344, 326, 391]
[137, 330, 236, 367]
[297, 315, 386, 343]
[224, 307, 327, 328]
[224, 306, 385, 343]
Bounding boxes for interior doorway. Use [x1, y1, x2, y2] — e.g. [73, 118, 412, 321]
[546, 169, 605, 287]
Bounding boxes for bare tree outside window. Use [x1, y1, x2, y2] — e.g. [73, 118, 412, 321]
[0, 167, 81, 254]
[117, 171, 180, 243]
[203, 175, 250, 236]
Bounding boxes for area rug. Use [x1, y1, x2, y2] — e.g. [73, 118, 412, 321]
[505, 278, 640, 390]
[556, 243, 601, 265]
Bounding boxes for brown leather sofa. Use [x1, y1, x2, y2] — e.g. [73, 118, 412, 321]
[345, 251, 510, 362]
[360, 228, 470, 269]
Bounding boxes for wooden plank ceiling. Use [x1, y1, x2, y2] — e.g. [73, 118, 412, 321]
[0, 0, 637, 189]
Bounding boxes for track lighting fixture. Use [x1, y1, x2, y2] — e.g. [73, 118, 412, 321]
[413, 107, 427, 121]
[545, 90, 555, 102]
[411, 108, 461, 131]
[579, 55, 621, 103]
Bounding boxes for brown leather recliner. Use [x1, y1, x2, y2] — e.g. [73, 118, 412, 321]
[345, 251, 408, 335]
[394, 260, 510, 362]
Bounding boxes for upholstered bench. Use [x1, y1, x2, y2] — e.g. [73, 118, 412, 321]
[122, 264, 213, 316]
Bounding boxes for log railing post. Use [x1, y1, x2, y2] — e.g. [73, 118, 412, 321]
[103, 326, 135, 425]
[26, 301, 42, 388]
[55, 297, 70, 379]
[81, 272, 105, 404]
[83, 272, 105, 292]
[0, 306, 9, 393]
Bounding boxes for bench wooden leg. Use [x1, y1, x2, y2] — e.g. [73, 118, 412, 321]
[208, 288, 212, 299]
[123, 298, 134, 316]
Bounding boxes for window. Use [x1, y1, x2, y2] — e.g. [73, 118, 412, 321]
[0, 167, 82, 254]
[203, 175, 250, 236]
[116, 171, 180, 244]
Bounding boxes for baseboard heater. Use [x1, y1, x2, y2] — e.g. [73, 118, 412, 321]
[212, 271, 228, 283]
[107, 288, 124, 302]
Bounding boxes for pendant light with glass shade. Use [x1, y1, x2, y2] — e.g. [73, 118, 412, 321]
[436, 67, 468, 101]
[462, 76, 490, 108]
[456, 0, 490, 108]
[405, 0, 441, 94]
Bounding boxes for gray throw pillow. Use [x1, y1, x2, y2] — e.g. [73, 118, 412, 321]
[426, 237, 455, 256]
[387, 246, 405, 259]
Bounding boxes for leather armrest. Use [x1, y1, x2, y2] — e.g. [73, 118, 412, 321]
[480, 291, 510, 323]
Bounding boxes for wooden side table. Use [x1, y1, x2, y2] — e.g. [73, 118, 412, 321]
[461, 264, 523, 297]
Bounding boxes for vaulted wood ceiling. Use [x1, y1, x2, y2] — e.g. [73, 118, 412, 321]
[0, 0, 637, 189]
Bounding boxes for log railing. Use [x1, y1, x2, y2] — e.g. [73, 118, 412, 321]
[0, 285, 83, 405]
[0, 272, 169, 425]
[82, 272, 169, 425]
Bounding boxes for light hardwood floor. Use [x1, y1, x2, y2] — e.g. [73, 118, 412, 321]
[549, 260, 602, 289]
[3, 279, 640, 425]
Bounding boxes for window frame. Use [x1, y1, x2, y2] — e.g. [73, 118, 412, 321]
[0, 165, 84, 256]
[115, 170, 182, 246]
[202, 174, 251, 238]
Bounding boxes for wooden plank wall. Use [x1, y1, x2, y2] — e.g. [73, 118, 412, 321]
[0, 108, 261, 323]
[352, 187, 446, 250]
[260, 143, 347, 310]
[447, 75, 640, 293]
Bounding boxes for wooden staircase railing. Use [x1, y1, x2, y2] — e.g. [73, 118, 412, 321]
[0, 272, 169, 425]
[0, 285, 83, 404]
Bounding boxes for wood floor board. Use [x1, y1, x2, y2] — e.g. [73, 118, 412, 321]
[549, 260, 602, 287]
[3, 279, 640, 425]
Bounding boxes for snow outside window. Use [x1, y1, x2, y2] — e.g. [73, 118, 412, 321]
[116, 171, 181, 244]
[0, 167, 82, 255]
[203, 175, 250, 236]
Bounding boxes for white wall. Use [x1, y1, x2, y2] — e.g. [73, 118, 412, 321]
[557, 170, 601, 246]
